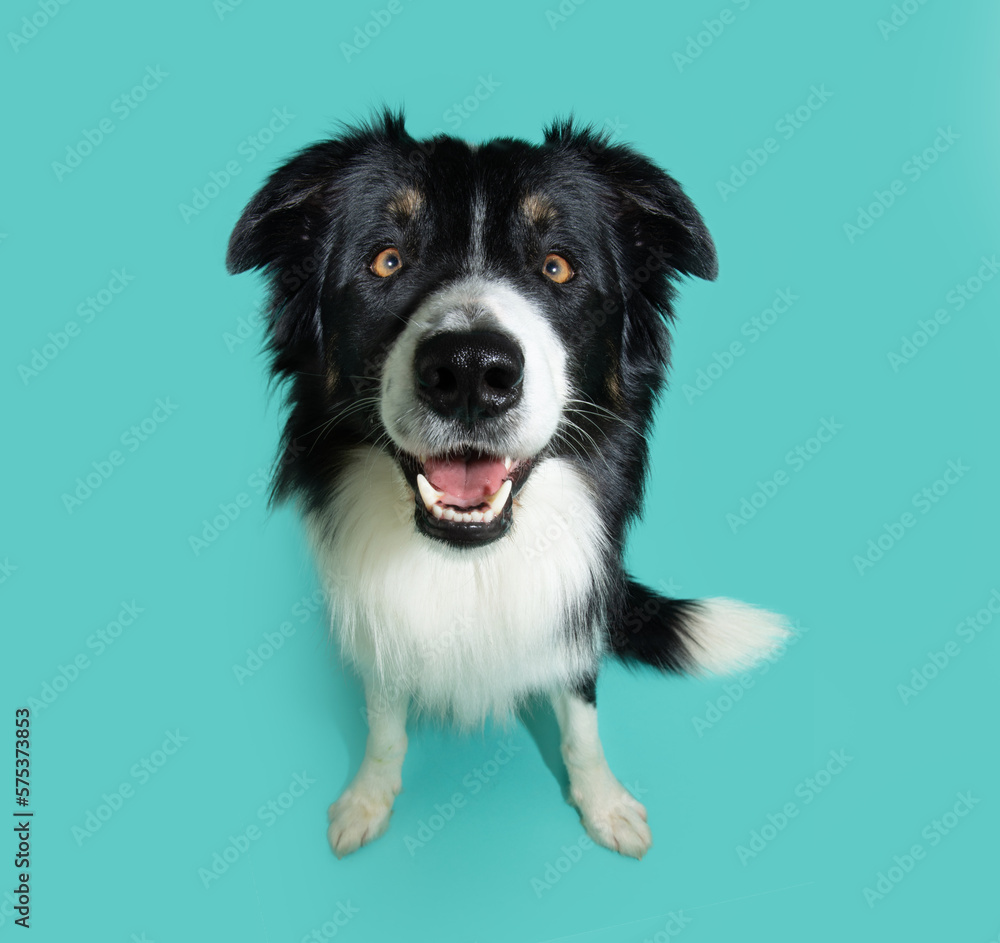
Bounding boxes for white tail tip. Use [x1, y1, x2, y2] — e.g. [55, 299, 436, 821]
[683, 597, 792, 675]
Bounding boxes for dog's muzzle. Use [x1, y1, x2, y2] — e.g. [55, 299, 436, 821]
[400, 330, 534, 547]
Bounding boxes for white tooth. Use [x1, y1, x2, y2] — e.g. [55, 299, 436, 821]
[470, 510, 483, 523]
[461, 512, 472, 523]
[432, 505, 444, 519]
[416, 473, 444, 510]
[503, 456, 513, 470]
[485, 479, 512, 514]
[483, 509, 495, 524]
[443, 508, 457, 522]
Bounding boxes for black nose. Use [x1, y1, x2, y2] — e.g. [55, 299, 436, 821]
[414, 330, 524, 422]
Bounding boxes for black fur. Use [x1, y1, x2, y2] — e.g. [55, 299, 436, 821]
[610, 582, 702, 674]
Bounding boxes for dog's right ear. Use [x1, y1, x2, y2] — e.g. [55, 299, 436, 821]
[227, 111, 411, 277]
[226, 143, 340, 276]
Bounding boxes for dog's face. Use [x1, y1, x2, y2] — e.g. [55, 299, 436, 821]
[228, 114, 717, 549]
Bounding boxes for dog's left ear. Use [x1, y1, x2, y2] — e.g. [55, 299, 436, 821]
[612, 163, 718, 282]
[546, 124, 718, 281]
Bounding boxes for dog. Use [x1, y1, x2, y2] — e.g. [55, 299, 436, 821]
[227, 112, 789, 860]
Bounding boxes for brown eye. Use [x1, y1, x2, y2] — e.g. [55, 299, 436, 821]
[371, 247, 403, 277]
[542, 253, 573, 284]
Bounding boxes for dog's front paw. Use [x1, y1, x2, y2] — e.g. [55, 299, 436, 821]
[573, 783, 652, 859]
[327, 786, 396, 858]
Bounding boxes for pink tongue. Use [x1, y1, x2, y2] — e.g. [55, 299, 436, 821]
[424, 455, 508, 507]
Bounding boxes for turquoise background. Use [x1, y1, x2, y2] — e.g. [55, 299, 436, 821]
[2, 0, 998, 940]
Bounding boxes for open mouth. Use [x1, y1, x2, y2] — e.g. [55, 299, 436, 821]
[398, 451, 534, 546]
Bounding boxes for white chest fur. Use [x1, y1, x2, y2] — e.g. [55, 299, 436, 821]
[307, 448, 607, 725]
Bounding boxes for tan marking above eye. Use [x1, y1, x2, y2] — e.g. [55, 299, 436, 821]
[521, 192, 556, 226]
[542, 253, 574, 284]
[371, 247, 403, 277]
[387, 187, 424, 220]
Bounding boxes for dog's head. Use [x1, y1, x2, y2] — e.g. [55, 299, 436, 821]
[228, 112, 716, 549]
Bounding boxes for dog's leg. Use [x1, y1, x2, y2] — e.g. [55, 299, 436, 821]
[327, 679, 408, 858]
[551, 683, 652, 859]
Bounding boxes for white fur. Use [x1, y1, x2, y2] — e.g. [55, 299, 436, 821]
[379, 276, 569, 460]
[681, 597, 791, 675]
[551, 690, 652, 859]
[327, 682, 408, 858]
[469, 192, 487, 266]
[308, 448, 607, 726]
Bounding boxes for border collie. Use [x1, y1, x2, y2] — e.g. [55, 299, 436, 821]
[227, 112, 788, 860]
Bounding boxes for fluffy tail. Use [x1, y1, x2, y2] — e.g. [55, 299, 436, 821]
[609, 580, 790, 676]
